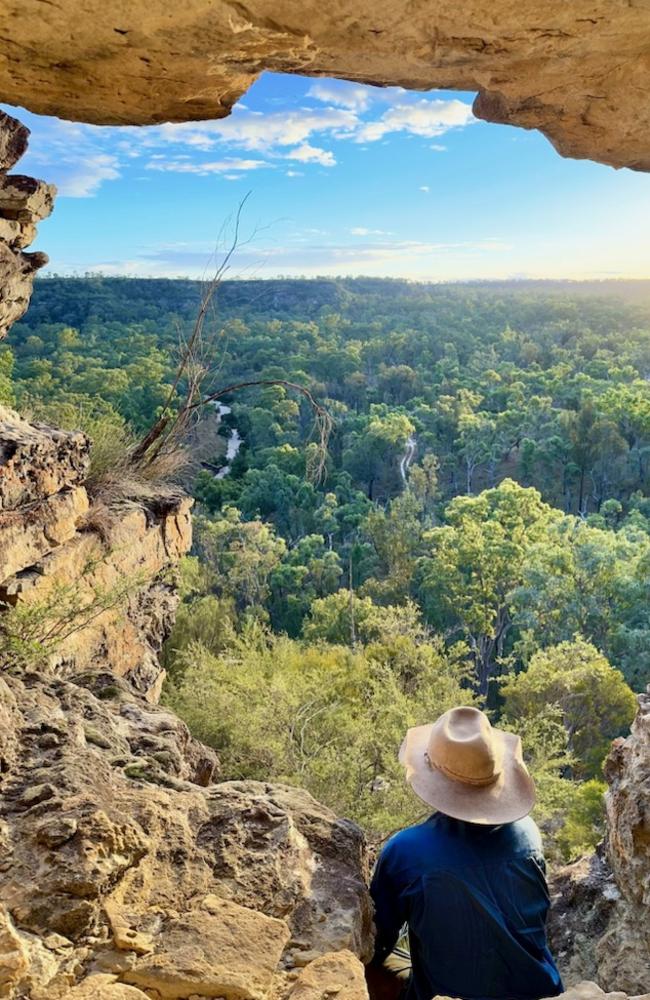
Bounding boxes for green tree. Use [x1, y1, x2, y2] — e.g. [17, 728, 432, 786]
[0, 349, 14, 405]
[343, 411, 415, 500]
[416, 480, 561, 693]
[502, 638, 637, 778]
[512, 518, 650, 689]
[268, 534, 342, 635]
[193, 507, 286, 615]
[362, 489, 424, 604]
[303, 589, 382, 645]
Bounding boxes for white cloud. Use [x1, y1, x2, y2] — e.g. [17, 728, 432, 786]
[7, 112, 122, 197]
[430, 144, 447, 152]
[356, 98, 474, 142]
[55, 153, 121, 197]
[350, 227, 392, 236]
[420, 185, 430, 193]
[307, 81, 375, 111]
[140, 96, 473, 170]
[285, 143, 336, 167]
[6, 84, 475, 199]
[286, 170, 304, 177]
[154, 107, 357, 153]
[145, 157, 271, 175]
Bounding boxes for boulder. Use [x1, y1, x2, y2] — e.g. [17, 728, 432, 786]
[123, 900, 291, 999]
[0, 486, 89, 582]
[64, 975, 150, 999]
[289, 951, 368, 1000]
[551, 984, 650, 1000]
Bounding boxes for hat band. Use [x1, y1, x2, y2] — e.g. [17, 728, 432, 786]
[424, 751, 501, 788]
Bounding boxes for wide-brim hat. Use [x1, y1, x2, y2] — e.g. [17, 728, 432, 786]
[399, 706, 535, 825]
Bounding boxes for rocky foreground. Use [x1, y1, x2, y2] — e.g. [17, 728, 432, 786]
[0, 666, 373, 998]
[0, 652, 648, 999]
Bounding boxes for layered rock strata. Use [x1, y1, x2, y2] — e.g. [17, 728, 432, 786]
[0, 112, 52, 340]
[0, 405, 192, 701]
[2, 3, 650, 170]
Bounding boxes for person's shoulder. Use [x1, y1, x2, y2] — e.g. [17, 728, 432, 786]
[506, 815, 544, 854]
[380, 817, 436, 858]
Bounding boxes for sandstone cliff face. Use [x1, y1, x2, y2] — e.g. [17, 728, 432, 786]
[0, 405, 192, 702]
[597, 690, 650, 994]
[1, 2, 650, 171]
[0, 112, 52, 341]
[548, 691, 650, 996]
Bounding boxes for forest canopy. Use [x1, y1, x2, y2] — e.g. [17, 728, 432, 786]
[4, 275, 648, 856]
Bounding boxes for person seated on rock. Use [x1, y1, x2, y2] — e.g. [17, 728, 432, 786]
[367, 706, 564, 1000]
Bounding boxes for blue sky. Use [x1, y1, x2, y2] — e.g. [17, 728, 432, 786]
[4, 72, 650, 280]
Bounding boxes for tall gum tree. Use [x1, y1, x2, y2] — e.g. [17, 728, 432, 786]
[415, 479, 562, 695]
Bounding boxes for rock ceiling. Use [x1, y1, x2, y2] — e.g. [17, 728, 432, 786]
[0, 1, 650, 170]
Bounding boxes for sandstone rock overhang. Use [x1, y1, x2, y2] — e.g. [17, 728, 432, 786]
[1, 0, 650, 171]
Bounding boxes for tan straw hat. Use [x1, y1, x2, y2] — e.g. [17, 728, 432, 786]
[399, 706, 535, 825]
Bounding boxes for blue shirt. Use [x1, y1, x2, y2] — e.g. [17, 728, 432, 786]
[370, 814, 564, 1000]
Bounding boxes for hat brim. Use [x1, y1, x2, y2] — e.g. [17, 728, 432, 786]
[399, 723, 535, 825]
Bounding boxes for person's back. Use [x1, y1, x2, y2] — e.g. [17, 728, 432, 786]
[371, 812, 563, 1000]
[367, 706, 563, 1000]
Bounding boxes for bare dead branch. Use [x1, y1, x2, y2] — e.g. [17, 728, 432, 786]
[128, 194, 332, 483]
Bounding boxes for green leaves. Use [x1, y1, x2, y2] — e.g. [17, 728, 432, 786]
[163, 627, 472, 836]
[502, 638, 637, 780]
[415, 480, 561, 691]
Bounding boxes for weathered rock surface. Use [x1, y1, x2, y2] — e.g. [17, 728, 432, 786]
[1, 3, 650, 171]
[122, 899, 291, 998]
[551, 985, 650, 1000]
[64, 976, 150, 1000]
[597, 689, 650, 994]
[0, 486, 90, 583]
[289, 951, 368, 1000]
[0, 666, 372, 998]
[0, 115, 52, 340]
[0, 113, 28, 173]
[1, 491, 193, 699]
[0, 405, 90, 511]
[0, 405, 193, 699]
[547, 691, 650, 994]
[548, 851, 621, 985]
